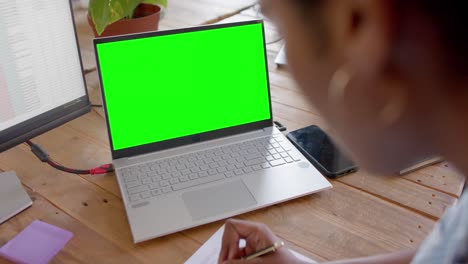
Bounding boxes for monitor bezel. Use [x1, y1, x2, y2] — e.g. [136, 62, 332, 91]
[94, 20, 273, 160]
[0, 0, 91, 152]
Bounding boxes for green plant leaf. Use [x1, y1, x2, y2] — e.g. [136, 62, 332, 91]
[89, 0, 145, 35]
[142, 0, 167, 7]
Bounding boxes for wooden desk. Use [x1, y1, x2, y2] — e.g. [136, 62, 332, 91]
[0, 1, 465, 263]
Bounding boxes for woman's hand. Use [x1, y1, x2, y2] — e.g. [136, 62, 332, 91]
[218, 219, 305, 264]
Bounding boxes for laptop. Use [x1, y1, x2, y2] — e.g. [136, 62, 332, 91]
[94, 20, 332, 243]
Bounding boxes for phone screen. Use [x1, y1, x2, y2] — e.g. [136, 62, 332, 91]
[287, 126, 356, 175]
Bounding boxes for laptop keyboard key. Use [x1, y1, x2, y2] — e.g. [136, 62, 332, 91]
[235, 163, 245, 169]
[170, 178, 180, 185]
[128, 185, 149, 195]
[171, 174, 225, 191]
[276, 147, 285, 154]
[198, 171, 209, 178]
[247, 148, 257, 154]
[288, 151, 302, 161]
[124, 175, 138, 182]
[280, 143, 293, 151]
[269, 159, 286, 167]
[152, 176, 162, 182]
[252, 165, 262, 171]
[159, 180, 169, 187]
[245, 153, 259, 160]
[245, 159, 259, 166]
[126, 181, 141, 189]
[169, 171, 180, 177]
[243, 167, 253, 174]
[179, 176, 189, 182]
[142, 178, 152, 185]
[130, 194, 141, 202]
[141, 191, 151, 199]
[151, 189, 162, 196]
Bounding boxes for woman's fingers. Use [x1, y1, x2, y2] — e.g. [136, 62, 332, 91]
[219, 220, 240, 262]
[219, 219, 277, 263]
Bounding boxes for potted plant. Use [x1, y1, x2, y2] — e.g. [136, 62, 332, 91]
[88, 0, 167, 37]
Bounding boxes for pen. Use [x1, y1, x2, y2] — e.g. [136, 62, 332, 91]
[242, 241, 285, 260]
[398, 157, 443, 175]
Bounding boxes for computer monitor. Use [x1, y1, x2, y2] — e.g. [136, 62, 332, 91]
[0, 0, 90, 152]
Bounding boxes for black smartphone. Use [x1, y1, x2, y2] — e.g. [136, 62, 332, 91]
[287, 125, 358, 178]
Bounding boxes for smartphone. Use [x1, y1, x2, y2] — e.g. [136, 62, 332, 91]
[287, 125, 358, 178]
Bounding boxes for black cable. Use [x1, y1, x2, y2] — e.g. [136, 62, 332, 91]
[91, 104, 103, 108]
[47, 158, 91, 175]
[25, 140, 113, 175]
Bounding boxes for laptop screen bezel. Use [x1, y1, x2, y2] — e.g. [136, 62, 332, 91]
[94, 20, 273, 160]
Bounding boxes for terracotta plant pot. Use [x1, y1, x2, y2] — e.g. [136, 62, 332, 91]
[88, 4, 161, 38]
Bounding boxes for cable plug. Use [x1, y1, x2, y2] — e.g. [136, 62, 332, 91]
[90, 164, 114, 175]
[273, 121, 287, 132]
[29, 142, 50, 162]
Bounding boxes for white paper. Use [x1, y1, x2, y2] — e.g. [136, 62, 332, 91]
[274, 45, 288, 66]
[0, 171, 32, 224]
[185, 225, 317, 264]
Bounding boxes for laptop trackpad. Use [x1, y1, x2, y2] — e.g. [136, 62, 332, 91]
[182, 180, 257, 221]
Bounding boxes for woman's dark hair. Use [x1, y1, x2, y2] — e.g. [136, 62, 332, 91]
[410, 1, 468, 71]
[292, 0, 468, 72]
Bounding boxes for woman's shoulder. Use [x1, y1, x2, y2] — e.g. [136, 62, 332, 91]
[411, 190, 468, 264]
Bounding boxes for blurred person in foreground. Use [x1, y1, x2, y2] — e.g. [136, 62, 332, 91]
[218, 1, 468, 263]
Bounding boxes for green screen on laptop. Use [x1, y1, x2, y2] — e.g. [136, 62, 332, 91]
[96, 22, 271, 151]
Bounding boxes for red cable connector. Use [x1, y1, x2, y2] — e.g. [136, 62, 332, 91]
[90, 164, 114, 175]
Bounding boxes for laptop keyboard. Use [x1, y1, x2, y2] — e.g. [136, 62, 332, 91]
[118, 134, 302, 203]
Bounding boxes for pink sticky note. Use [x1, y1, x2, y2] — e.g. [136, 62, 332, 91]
[0, 220, 73, 264]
